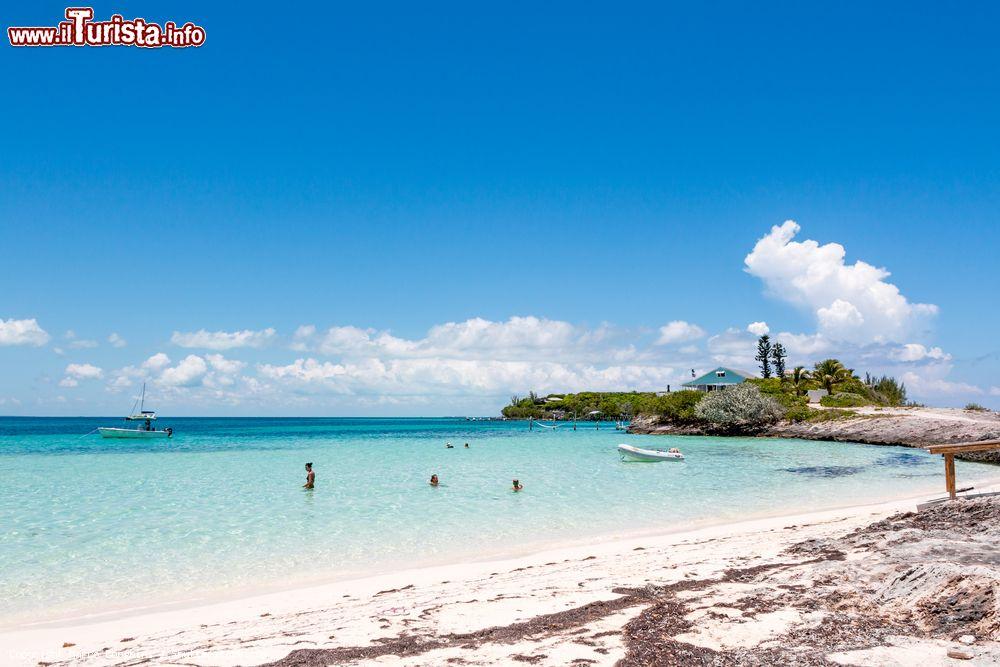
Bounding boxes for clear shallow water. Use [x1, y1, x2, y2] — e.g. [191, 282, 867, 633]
[1, 417, 996, 624]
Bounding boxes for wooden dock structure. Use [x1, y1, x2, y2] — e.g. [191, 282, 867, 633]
[926, 439, 1000, 499]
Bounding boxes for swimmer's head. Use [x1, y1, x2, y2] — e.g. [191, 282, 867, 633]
[305, 462, 312, 470]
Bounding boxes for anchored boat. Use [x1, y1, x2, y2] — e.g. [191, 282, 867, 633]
[617, 443, 683, 462]
[98, 384, 173, 439]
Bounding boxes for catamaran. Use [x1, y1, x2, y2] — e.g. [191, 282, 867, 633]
[98, 383, 173, 439]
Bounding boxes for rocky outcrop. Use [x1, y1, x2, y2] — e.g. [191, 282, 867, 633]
[630, 407, 1000, 464]
[784, 496, 1000, 650]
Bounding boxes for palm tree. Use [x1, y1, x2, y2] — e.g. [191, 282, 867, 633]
[789, 366, 812, 396]
[812, 359, 852, 394]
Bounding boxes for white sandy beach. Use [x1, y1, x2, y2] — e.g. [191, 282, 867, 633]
[6, 480, 1000, 667]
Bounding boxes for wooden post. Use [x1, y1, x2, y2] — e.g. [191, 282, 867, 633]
[944, 454, 956, 499]
[927, 440, 1000, 502]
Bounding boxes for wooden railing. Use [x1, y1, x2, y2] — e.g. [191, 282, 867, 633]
[925, 439, 1000, 499]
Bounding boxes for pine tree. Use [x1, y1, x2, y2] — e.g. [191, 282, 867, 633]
[771, 342, 787, 378]
[755, 335, 772, 378]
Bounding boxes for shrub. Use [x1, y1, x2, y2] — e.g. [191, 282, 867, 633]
[965, 403, 989, 412]
[806, 408, 858, 422]
[863, 375, 908, 406]
[747, 377, 808, 409]
[785, 403, 813, 423]
[501, 404, 544, 419]
[837, 377, 869, 395]
[653, 390, 704, 423]
[820, 392, 869, 408]
[694, 384, 784, 434]
[747, 377, 784, 394]
[772, 392, 808, 410]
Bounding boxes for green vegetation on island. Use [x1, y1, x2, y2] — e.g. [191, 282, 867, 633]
[502, 341, 914, 435]
[501, 390, 679, 421]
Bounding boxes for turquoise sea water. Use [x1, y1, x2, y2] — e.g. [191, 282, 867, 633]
[1, 417, 997, 625]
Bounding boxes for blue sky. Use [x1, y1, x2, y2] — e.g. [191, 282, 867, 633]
[1, 1, 998, 415]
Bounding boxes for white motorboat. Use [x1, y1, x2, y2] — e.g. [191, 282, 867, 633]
[617, 443, 684, 462]
[98, 425, 171, 439]
[98, 384, 173, 439]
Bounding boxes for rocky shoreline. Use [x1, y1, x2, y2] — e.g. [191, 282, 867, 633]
[628, 406, 1000, 464]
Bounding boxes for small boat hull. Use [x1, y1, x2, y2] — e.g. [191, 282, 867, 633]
[98, 427, 171, 439]
[618, 444, 684, 462]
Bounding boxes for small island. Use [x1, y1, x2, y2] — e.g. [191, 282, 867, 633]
[502, 344, 1000, 465]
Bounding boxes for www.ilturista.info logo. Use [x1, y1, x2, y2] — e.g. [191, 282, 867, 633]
[8, 7, 205, 48]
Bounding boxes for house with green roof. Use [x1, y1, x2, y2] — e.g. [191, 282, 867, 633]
[682, 366, 756, 392]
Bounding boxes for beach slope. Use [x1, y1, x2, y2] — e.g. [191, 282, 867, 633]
[5, 491, 1000, 666]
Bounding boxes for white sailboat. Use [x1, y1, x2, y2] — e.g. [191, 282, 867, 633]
[98, 384, 173, 439]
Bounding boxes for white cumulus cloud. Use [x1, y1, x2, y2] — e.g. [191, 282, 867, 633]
[889, 343, 950, 363]
[143, 353, 172, 371]
[160, 355, 210, 387]
[306, 316, 621, 363]
[655, 321, 706, 345]
[258, 357, 677, 398]
[65, 363, 103, 379]
[745, 221, 937, 344]
[746, 321, 770, 336]
[706, 328, 759, 370]
[60, 363, 103, 387]
[0, 318, 50, 346]
[425, 316, 580, 354]
[108, 333, 127, 348]
[773, 332, 831, 357]
[290, 325, 317, 351]
[110, 352, 245, 392]
[901, 370, 982, 397]
[255, 316, 687, 400]
[171, 328, 276, 350]
[205, 354, 246, 375]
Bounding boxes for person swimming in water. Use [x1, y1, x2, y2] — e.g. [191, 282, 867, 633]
[445, 442, 454, 449]
[430, 474, 440, 486]
[303, 462, 315, 489]
[512, 479, 523, 492]
[464, 442, 469, 448]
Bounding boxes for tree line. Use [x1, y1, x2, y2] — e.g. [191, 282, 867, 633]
[501, 338, 910, 422]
